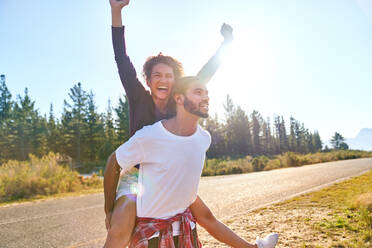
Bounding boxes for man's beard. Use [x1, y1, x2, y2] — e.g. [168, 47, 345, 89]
[183, 96, 209, 118]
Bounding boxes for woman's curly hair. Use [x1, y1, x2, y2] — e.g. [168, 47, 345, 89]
[142, 53, 184, 82]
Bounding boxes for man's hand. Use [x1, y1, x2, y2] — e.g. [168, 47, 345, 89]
[105, 211, 113, 231]
[110, 0, 130, 11]
[220, 23, 233, 42]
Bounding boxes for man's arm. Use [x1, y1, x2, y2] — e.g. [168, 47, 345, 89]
[104, 132, 145, 228]
[110, 0, 146, 103]
[104, 152, 121, 229]
[196, 23, 233, 84]
[190, 196, 257, 248]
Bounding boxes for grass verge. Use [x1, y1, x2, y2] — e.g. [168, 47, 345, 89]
[202, 150, 372, 176]
[199, 170, 372, 247]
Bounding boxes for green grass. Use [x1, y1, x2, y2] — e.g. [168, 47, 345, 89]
[289, 171, 372, 247]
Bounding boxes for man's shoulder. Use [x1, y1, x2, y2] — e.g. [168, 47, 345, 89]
[197, 125, 211, 141]
[133, 121, 162, 138]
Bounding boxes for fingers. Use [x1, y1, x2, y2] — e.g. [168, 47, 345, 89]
[109, 0, 129, 8]
[105, 218, 111, 231]
[220, 23, 233, 42]
[221, 23, 233, 33]
[105, 212, 112, 231]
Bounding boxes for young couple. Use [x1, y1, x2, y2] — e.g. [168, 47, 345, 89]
[104, 1, 279, 247]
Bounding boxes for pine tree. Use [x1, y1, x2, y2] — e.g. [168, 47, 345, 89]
[289, 117, 297, 152]
[31, 114, 48, 157]
[0, 75, 13, 163]
[0, 75, 12, 123]
[262, 118, 274, 155]
[330, 132, 348, 150]
[251, 110, 262, 155]
[47, 104, 60, 153]
[230, 106, 251, 158]
[273, 116, 281, 153]
[312, 131, 322, 151]
[114, 95, 130, 143]
[85, 91, 104, 161]
[280, 116, 288, 152]
[99, 99, 117, 160]
[60, 82, 88, 164]
[223, 95, 237, 157]
[204, 114, 226, 158]
[11, 88, 39, 160]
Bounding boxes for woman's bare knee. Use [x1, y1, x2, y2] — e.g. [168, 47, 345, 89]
[105, 196, 136, 247]
[110, 196, 136, 236]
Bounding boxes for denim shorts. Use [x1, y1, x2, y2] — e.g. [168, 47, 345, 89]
[115, 172, 139, 200]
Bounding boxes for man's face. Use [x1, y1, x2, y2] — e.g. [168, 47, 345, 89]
[183, 83, 209, 118]
[147, 63, 175, 101]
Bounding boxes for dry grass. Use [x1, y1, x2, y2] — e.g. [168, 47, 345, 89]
[199, 171, 372, 247]
[202, 150, 372, 176]
[0, 153, 102, 202]
[352, 193, 372, 212]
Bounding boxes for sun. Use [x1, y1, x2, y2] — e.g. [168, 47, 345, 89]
[208, 28, 277, 116]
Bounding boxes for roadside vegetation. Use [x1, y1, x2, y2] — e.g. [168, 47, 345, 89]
[199, 171, 372, 247]
[202, 149, 372, 176]
[1, 150, 371, 203]
[295, 171, 372, 247]
[0, 153, 102, 203]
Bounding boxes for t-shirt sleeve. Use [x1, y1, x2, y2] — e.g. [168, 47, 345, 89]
[115, 135, 145, 171]
[206, 131, 212, 149]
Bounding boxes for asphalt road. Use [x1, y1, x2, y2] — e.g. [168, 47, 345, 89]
[1, 158, 371, 248]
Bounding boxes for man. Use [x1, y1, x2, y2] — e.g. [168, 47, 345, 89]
[105, 76, 279, 247]
[105, 0, 234, 246]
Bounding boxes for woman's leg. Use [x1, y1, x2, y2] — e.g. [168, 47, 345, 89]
[105, 171, 138, 248]
[104, 194, 136, 247]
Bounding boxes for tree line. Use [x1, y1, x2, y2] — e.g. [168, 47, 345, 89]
[202, 95, 322, 159]
[0, 75, 130, 165]
[0, 74, 322, 165]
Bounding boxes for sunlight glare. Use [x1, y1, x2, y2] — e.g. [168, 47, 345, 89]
[209, 28, 277, 117]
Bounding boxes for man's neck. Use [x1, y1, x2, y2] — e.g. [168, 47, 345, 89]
[162, 114, 199, 137]
[152, 97, 168, 114]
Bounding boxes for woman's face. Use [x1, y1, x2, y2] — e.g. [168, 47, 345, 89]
[147, 63, 175, 101]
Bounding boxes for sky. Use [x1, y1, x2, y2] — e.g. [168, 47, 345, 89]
[1, 0, 372, 141]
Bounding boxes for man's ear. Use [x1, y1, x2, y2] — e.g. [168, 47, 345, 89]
[174, 93, 184, 105]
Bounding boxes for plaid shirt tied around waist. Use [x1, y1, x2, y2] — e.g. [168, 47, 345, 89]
[129, 208, 202, 248]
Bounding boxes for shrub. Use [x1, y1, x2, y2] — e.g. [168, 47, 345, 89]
[77, 161, 105, 174]
[0, 153, 102, 202]
[353, 193, 372, 212]
[202, 150, 372, 177]
[265, 159, 282, 171]
[252, 156, 269, 171]
[283, 152, 300, 167]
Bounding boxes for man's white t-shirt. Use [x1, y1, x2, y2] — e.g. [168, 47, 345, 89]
[115, 120, 211, 220]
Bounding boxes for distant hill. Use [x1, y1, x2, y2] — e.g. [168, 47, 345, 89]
[346, 128, 372, 151]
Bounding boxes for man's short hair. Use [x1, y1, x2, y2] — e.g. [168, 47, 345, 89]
[142, 53, 184, 82]
[167, 76, 201, 116]
[171, 76, 201, 96]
